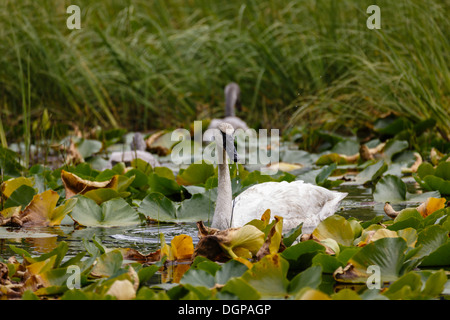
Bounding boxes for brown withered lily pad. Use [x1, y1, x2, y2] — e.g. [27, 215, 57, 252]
[256, 216, 286, 260]
[61, 170, 118, 198]
[194, 221, 265, 261]
[120, 248, 162, 264]
[0, 190, 76, 227]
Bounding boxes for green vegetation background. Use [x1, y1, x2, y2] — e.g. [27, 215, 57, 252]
[0, 0, 448, 138]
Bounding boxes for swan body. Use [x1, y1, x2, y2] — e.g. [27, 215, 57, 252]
[230, 180, 347, 234]
[106, 132, 160, 169]
[204, 83, 249, 141]
[210, 122, 347, 234]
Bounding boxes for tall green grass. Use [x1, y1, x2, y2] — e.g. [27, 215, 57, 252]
[0, 0, 448, 141]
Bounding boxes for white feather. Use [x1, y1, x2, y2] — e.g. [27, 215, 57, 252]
[231, 180, 347, 234]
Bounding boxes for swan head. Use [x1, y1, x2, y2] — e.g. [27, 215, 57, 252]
[130, 132, 147, 151]
[215, 122, 239, 163]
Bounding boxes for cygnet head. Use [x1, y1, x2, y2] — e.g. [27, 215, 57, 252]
[215, 122, 239, 163]
[130, 132, 147, 151]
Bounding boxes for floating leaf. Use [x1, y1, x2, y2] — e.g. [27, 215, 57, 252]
[374, 175, 440, 203]
[83, 188, 123, 204]
[241, 254, 290, 298]
[335, 237, 410, 283]
[316, 153, 349, 166]
[194, 222, 265, 260]
[382, 140, 409, 162]
[414, 162, 450, 195]
[256, 216, 284, 260]
[148, 172, 183, 197]
[423, 176, 450, 196]
[171, 235, 194, 260]
[416, 197, 446, 218]
[354, 160, 387, 184]
[288, 265, 322, 294]
[19, 190, 77, 226]
[221, 277, 260, 300]
[218, 225, 265, 259]
[281, 240, 325, 271]
[3, 185, 36, 209]
[76, 139, 103, 159]
[90, 250, 123, 277]
[383, 270, 447, 300]
[61, 170, 118, 199]
[313, 215, 355, 247]
[106, 279, 136, 300]
[138, 193, 177, 222]
[70, 196, 140, 227]
[138, 192, 213, 223]
[1, 177, 34, 199]
[176, 161, 215, 186]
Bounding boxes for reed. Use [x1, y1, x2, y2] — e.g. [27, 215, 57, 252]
[0, 0, 448, 141]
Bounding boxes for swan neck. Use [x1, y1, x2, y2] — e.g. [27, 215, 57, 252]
[225, 86, 238, 117]
[212, 148, 233, 229]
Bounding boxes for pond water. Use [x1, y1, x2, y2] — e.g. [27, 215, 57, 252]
[0, 178, 422, 263]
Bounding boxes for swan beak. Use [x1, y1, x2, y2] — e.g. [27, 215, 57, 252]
[222, 132, 239, 163]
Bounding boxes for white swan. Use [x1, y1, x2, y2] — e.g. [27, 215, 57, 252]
[210, 123, 347, 234]
[204, 83, 249, 141]
[106, 132, 160, 169]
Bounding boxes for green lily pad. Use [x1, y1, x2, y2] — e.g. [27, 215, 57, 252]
[288, 265, 322, 294]
[83, 188, 123, 204]
[281, 240, 325, 271]
[373, 175, 440, 203]
[76, 139, 103, 159]
[382, 140, 409, 162]
[4, 184, 36, 209]
[423, 175, 450, 196]
[70, 196, 140, 227]
[337, 237, 411, 283]
[316, 153, 349, 166]
[414, 162, 450, 195]
[355, 160, 387, 184]
[331, 139, 359, 156]
[148, 172, 183, 198]
[241, 254, 290, 298]
[138, 192, 214, 223]
[176, 161, 215, 186]
[90, 250, 124, 277]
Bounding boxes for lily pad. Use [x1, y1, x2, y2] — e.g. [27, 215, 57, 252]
[1, 177, 34, 199]
[3, 185, 36, 209]
[138, 192, 214, 223]
[70, 196, 140, 227]
[373, 175, 440, 203]
[61, 170, 119, 199]
[414, 162, 450, 196]
[19, 190, 78, 226]
[354, 160, 387, 184]
[335, 237, 412, 283]
[176, 161, 215, 186]
[312, 215, 355, 247]
[241, 254, 290, 298]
